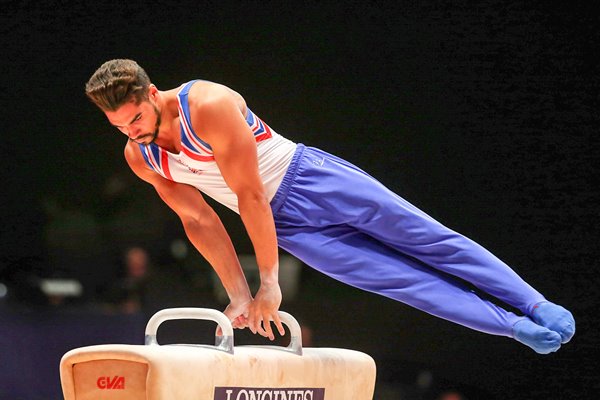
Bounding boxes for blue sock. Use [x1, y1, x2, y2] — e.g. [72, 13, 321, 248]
[530, 301, 576, 343]
[513, 319, 562, 354]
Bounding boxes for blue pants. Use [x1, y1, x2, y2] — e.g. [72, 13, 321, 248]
[270, 144, 546, 337]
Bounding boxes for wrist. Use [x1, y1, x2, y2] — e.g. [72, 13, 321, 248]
[226, 280, 252, 303]
[229, 292, 252, 306]
[259, 269, 279, 287]
[230, 295, 252, 306]
[260, 279, 279, 289]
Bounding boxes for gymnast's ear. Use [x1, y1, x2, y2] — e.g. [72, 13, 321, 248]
[148, 84, 158, 99]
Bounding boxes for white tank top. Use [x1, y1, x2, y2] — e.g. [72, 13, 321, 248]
[138, 80, 297, 213]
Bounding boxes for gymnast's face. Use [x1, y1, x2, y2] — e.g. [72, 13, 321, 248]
[105, 90, 161, 146]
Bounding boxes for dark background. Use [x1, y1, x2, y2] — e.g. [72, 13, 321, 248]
[1, 1, 598, 399]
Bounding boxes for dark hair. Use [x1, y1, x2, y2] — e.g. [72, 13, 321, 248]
[85, 59, 151, 111]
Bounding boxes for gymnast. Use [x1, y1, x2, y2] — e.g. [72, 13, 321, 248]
[85, 59, 575, 354]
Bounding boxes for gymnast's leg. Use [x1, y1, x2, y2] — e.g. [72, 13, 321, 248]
[271, 145, 574, 349]
[348, 181, 576, 344]
[275, 224, 562, 354]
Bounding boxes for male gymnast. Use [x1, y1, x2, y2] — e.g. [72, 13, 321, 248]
[85, 59, 575, 354]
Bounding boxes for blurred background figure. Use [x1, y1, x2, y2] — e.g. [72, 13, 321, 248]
[301, 323, 314, 347]
[436, 389, 468, 400]
[104, 247, 152, 314]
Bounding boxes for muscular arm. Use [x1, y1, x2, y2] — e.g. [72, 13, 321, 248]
[124, 143, 253, 320]
[190, 86, 285, 340]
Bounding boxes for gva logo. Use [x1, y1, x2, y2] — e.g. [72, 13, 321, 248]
[97, 376, 125, 390]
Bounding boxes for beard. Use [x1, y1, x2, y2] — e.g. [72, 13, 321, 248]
[130, 103, 161, 145]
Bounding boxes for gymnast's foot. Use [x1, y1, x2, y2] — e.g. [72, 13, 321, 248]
[530, 301, 576, 343]
[513, 318, 561, 354]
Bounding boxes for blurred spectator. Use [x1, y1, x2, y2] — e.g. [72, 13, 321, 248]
[436, 389, 468, 400]
[104, 247, 152, 314]
[301, 323, 314, 347]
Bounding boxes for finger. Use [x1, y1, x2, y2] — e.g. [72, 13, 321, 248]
[257, 325, 269, 339]
[263, 313, 274, 341]
[249, 310, 260, 335]
[272, 313, 285, 336]
[216, 326, 223, 337]
[234, 316, 248, 329]
[254, 315, 269, 338]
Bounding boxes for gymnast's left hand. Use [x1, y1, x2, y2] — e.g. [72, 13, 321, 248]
[248, 282, 285, 341]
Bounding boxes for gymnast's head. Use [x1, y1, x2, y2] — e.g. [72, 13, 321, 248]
[85, 59, 151, 112]
[86, 59, 162, 145]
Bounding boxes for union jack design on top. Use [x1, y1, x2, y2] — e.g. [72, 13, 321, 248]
[246, 108, 273, 143]
[138, 80, 274, 180]
[139, 141, 173, 180]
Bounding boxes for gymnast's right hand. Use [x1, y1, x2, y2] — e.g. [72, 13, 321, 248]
[222, 298, 252, 331]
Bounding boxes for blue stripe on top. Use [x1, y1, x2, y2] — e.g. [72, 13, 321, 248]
[139, 145, 153, 169]
[178, 80, 212, 151]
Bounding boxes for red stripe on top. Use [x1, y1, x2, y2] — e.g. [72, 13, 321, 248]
[255, 133, 271, 143]
[259, 117, 273, 138]
[144, 147, 163, 176]
[182, 145, 215, 162]
[160, 148, 173, 180]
